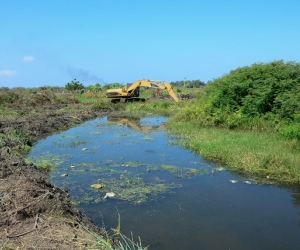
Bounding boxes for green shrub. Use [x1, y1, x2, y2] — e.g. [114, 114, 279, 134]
[175, 60, 300, 135]
[278, 123, 300, 140]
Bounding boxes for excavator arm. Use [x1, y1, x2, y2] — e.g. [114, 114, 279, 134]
[157, 81, 180, 102]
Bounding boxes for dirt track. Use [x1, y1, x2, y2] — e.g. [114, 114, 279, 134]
[0, 104, 116, 249]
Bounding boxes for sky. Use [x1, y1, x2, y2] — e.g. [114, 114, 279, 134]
[1, 0, 300, 88]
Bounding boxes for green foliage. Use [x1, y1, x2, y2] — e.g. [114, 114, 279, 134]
[0, 89, 20, 106]
[278, 123, 300, 140]
[0, 129, 33, 154]
[208, 60, 300, 119]
[86, 83, 102, 92]
[92, 99, 125, 111]
[92, 99, 111, 109]
[0, 87, 60, 108]
[170, 79, 205, 88]
[103, 82, 123, 90]
[177, 60, 300, 139]
[125, 99, 183, 116]
[65, 79, 85, 90]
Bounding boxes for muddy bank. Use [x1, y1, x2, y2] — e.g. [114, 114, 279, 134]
[0, 103, 116, 249]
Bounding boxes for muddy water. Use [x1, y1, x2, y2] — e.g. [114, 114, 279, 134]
[28, 116, 300, 250]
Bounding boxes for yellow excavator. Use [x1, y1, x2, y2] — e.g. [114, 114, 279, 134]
[106, 79, 179, 103]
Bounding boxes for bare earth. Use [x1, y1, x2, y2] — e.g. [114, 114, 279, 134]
[0, 104, 117, 249]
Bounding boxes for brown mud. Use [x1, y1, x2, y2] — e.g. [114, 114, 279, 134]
[0, 104, 117, 249]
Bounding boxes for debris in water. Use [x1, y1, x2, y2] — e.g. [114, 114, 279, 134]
[95, 197, 102, 203]
[70, 165, 75, 168]
[82, 148, 88, 151]
[244, 180, 251, 184]
[103, 192, 116, 199]
[61, 173, 68, 177]
[229, 180, 238, 183]
[91, 184, 105, 189]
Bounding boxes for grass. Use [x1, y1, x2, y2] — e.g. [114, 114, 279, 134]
[0, 107, 21, 118]
[125, 99, 185, 116]
[0, 129, 33, 155]
[167, 121, 300, 185]
[77, 211, 147, 250]
[74, 93, 100, 103]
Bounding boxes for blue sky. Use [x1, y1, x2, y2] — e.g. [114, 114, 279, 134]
[1, 0, 299, 88]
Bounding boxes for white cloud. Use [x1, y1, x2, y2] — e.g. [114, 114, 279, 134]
[0, 69, 17, 76]
[23, 56, 34, 62]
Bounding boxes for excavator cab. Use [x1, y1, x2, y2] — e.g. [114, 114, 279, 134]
[122, 83, 139, 97]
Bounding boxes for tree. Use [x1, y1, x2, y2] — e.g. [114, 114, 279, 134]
[65, 79, 85, 90]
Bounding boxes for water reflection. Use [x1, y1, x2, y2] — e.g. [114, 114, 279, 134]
[107, 115, 166, 133]
[27, 116, 300, 250]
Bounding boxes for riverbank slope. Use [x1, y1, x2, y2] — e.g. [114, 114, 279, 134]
[0, 103, 115, 249]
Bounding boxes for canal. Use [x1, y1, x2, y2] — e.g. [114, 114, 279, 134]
[28, 116, 300, 249]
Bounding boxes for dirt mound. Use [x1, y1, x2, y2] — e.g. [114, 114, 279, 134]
[0, 104, 115, 249]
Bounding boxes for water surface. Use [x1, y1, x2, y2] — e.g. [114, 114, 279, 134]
[28, 116, 300, 250]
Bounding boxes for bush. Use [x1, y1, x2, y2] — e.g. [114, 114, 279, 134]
[175, 60, 300, 134]
[207, 60, 300, 120]
[278, 123, 300, 140]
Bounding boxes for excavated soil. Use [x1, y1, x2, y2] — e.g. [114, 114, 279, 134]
[0, 104, 118, 249]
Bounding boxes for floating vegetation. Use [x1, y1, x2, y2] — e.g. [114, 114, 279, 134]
[70, 200, 81, 206]
[105, 140, 122, 145]
[83, 194, 95, 201]
[61, 134, 79, 139]
[29, 116, 214, 208]
[95, 173, 180, 205]
[120, 133, 128, 137]
[142, 136, 154, 141]
[26, 151, 72, 170]
[161, 164, 179, 173]
[184, 168, 207, 177]
[77, 161, 209, 205]
[91, 184, 105, 189]
[121, 161, 144, 168]
[52, 140, 89, 148]
[90, 131, 103, 135]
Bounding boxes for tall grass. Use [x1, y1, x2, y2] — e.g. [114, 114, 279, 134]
[167, 121, 300, 185]
[79, 212, 146, 250]
[0, 129, 33, 154]
[125, 99, 185, 116]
